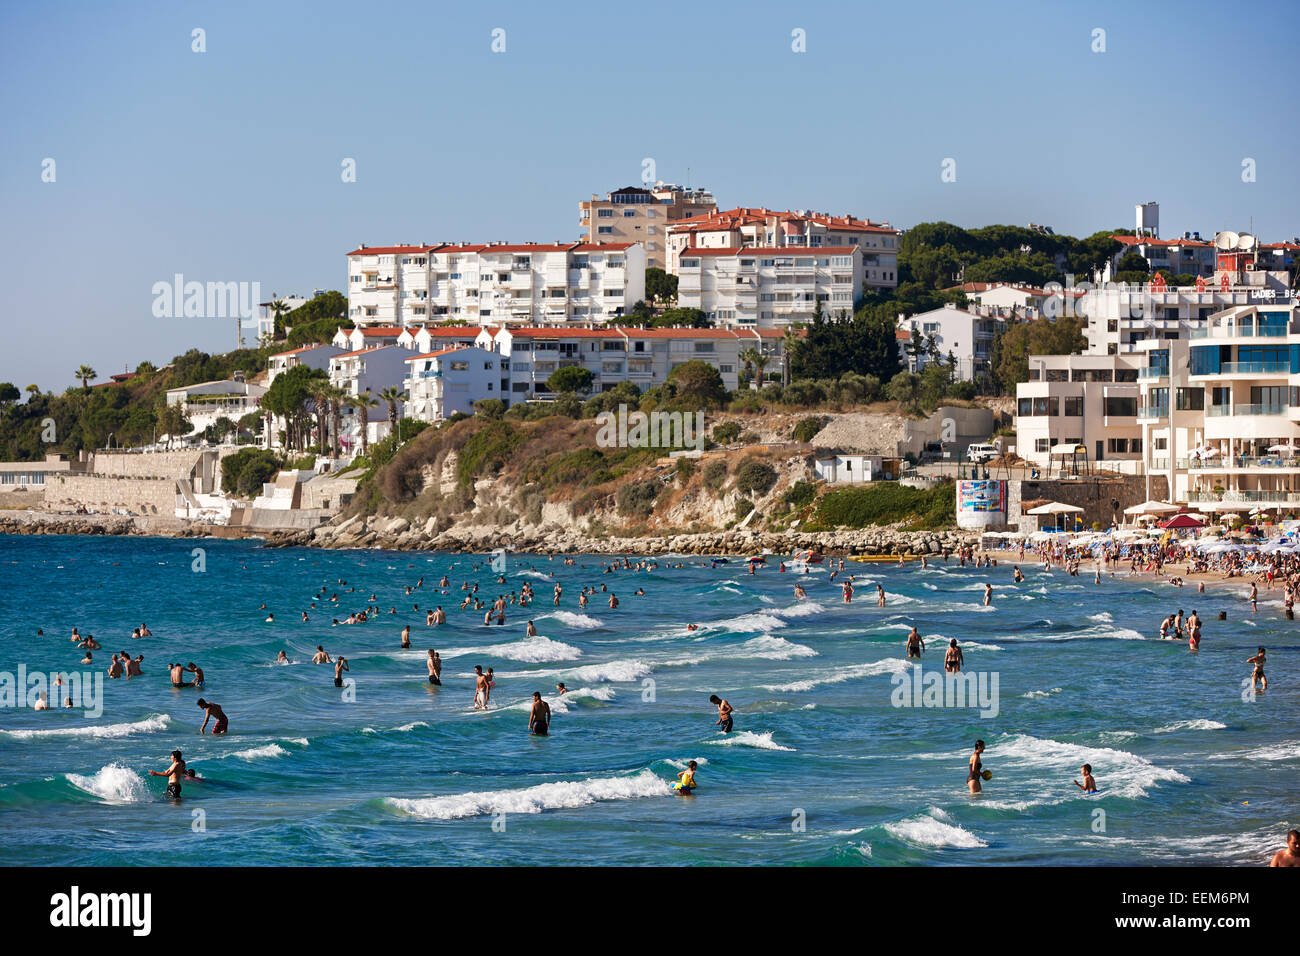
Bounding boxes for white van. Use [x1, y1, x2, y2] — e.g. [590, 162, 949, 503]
[966, 443, 999, 463]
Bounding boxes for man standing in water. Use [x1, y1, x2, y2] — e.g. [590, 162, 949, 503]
[149, 750, 187, 799]
[1246, 647, 1267, 692]
[906, 626, 925, 659]
[528, 692, 551, 736]
[473, 665, 490, 710]
[400, 625, 411, 649]
[427, 650, 442, 685]
[196, 699, 228, 735]
[334, 656, 350, 688]
[709, 694, 734, 733]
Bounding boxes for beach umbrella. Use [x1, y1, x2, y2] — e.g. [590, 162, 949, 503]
[1161, 514, 1206, 530]
[1123, 500, 1179, 515]
[1026, 502, 1084, 515]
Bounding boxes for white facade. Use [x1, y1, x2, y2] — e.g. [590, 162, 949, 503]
[345, 242, 646, 328]
[165, 378, 268, 435]
[813, 454, 884, 484]
[404, 346, 505, 422]
[266, 344, 348, 386]
[664, 207, 900, 288]
[676, 247, 863, 328]
[899, 305, 1002, 382]
[477, 326, 789, 400]
[328, 346, 412, 451]
[1137, 304, 1300, 508]
[1014, 354, 1143, 470]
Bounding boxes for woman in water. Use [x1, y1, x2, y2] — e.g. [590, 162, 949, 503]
[967, 740, 986, 794]
[944, 639, 964, 673]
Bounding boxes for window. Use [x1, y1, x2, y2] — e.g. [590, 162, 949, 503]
[1063, 397, 1084, 416]
[1035, 438, 1051, 453]
[1108, 438, 1130, 453]
[597, 209, 613, 218]
[598, 226, 613, 235]
[1175, 388, 1204, 411]
[1104, 397, 1137, 417]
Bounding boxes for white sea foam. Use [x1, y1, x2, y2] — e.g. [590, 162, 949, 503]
[386, 769, 669, 819]
[712, 611, 787, 632]
[989, 733, 1189, 803]
[444, 636, 583, 663]
[760, 657, 911, 693]
[1022, 687, 1064, 699]
[707, 730, 795, 752]
[232, 743, 289, 760]
[1088, 612, 1114, 623]
[66, 763, 153, 803]
[773, 600, 826, 619]
[542, 611, 602, 630]
[1153, 719, 1227, 734]
[883, 808, 986, 849]
[516, 570, 554, 580]
[0, 713, 170, 742]
[501, 686, 614, 715]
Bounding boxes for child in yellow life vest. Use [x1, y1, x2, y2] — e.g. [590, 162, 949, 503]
[673, 761, 698, 794]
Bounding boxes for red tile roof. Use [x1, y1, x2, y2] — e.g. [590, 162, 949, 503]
[347, 245, 438, 256]
[680, 246, 860, 257]
[404, 346, 480, 362]
[1114, 235, 1212, 248]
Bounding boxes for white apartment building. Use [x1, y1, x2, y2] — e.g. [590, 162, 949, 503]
[256, 294, 313, 342]
[899, 305, 1003, 382]
[1135, 303, 1300, 509]
[266, 344, 348, 386]
[330, 324, 483, 354]
[474, 326, 789, 400]
[664, 207, 900, 291]
[328, 346, 412, 448]
[1013, 354, 1143, 471]
[579, 184, 717, 270]
[165, 376, 268, 436]
[345, 242, 646, 328]
[404, 346, 506, 422]
[676, 247, 863, 328]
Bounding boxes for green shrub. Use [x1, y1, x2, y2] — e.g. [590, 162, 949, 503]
[782, 479, 817, 510]
[456, 421, 523, 485]
[792, 416, 827, 443]
[733, 458, 777, 497]
[675, 457, 696, 481]
[474, 398, 506, 420]
[813, 481, 955, 530]
[712, 421, 741, 444]
[701, 459, 729, 492]
[734, 498, 754, 520]
[738, 431, 759, 444]
[615, 479, 659, 518]
[220, 448, 281, 496]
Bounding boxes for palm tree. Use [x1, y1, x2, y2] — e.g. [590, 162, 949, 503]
[327, 386, 347, 458]
[74, 365, 97, 389]
[309, 382, 333, 454]
[740, 347, 770, 389]
[355, 392, 380, 457]
[378, 386, 405, 437]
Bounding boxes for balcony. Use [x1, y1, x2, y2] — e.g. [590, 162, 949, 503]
[1138, 366, 1169, 379]
[1186, 490, 1300, 504]
[1197, 361, 1290, 376]
[1137, 404, 1168, 420]
[1179, 456, 1300, 470]
[1190, 325, 1289, 339]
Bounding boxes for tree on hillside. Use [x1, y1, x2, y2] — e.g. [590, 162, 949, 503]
[738, 347, 771, 388]
[792, 305, 901, 384]
[0, 383, 19, 408]
[354, 391, 380, 456]
[74, 365, 97, 389]
[887, 371, 923, 413]
[262, 364, 327, 451]
[989, 315, 1088, 394]
[378, 386, 405, 433]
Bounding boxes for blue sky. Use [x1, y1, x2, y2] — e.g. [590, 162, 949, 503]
[2, 0, 1297, 390]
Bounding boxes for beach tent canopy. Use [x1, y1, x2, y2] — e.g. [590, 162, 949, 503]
[1123, 500, 1179, 516]
[1049, 443, 1087, 455]
[1025, 501, 1085, 515]
[1161, 513, 1206, 529]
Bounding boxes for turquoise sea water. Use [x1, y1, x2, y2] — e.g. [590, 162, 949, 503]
[0, 534, 1295, 866]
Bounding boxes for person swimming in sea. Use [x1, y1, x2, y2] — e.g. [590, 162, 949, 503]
[794, 582, 807, 601]
[186, 662, 204, 688]
[1073, 764, 1098, 793]
[312, 646, 331, 664]
[149, 750, 187, 799]
[528, 692, 550, 736]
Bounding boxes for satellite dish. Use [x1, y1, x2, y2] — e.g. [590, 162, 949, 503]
[1215, 231, 1239, 250]
[1238, 234, 1257, 250]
